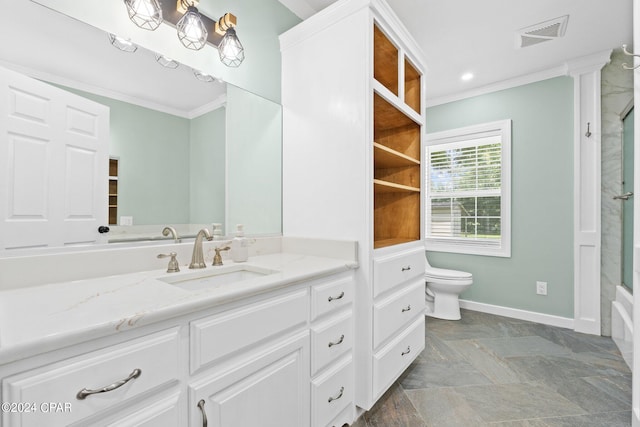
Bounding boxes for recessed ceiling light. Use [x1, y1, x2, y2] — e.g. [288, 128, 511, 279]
[461, 72, 474, 82]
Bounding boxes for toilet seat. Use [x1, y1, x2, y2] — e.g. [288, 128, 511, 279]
[425, 267, 472, 282]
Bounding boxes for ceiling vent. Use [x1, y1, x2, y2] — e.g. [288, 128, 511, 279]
[517, 15, 569, 48]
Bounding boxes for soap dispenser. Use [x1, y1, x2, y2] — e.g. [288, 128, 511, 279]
[231, 224, 248, 262]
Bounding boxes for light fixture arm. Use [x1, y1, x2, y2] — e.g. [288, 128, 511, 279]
[215, 13, 237, 36]
[177, 0, 199, 14]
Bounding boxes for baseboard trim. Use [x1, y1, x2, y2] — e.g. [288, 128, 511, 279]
[459, 300, 575, 330]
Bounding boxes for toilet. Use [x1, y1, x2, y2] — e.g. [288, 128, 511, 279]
[424, 257, 473, 320]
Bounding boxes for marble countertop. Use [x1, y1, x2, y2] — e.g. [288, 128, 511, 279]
[0, 251, 357, 365]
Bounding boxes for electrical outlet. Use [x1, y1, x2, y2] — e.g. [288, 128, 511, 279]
[536, 281, 547, 296]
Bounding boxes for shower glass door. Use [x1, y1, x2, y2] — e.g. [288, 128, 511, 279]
[623, 108, 634, 290]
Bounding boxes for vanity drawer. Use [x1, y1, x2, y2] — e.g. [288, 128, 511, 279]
[190, 289, 308, 373]
[311, 356, 354, 427]
[373, 248, 425, 297]
[373, 279, 425, 349]
[311, 275, 354, 321]
[3, 329, 180, 427]
[311, 311, 353, 375]
[372, 317, 424, 399]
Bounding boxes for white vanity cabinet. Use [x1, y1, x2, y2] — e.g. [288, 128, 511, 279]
[281, 0, 427, 410]
[0, 270, 356, 427]
[310, 275, 355, 427]
[186, 288, 311, 427]
[2, 329, 183, 427]
[188, 333, 310, 427]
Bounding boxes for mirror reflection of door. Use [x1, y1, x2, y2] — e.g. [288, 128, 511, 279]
[623, 107, 634, 291]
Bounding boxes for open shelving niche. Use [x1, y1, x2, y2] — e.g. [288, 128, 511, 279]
[372, 24, 423, 249]
[108, 157, 119, 225]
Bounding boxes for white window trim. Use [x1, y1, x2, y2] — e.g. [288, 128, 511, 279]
[425, 119, 512, 257]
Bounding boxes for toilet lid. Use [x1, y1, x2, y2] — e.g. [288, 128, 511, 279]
[425, 266, 472, 281]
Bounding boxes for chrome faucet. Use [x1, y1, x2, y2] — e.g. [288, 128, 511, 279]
[162, 226, 181, 243]
[190, 228, 213, 269]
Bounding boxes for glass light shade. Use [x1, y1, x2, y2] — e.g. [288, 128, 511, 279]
[108, 33, 138, 53]
[177, 6, 208, 51]
[193, 70, 215, 82]
[218, 27, 245, 67]
[124, 0, 163, 31]
[155, 54, 179, 69]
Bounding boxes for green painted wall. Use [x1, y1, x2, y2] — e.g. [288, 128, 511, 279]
[426, 77, 575, 318]
[226, 85, 282, 235]
[60, 88, 192, 225]
[190, 107, 226, 226]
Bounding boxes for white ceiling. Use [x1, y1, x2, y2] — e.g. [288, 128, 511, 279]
[279, 0, 633, 104]
[1, 1, 632, 112]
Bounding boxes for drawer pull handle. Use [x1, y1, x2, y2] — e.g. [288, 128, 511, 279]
[76, 368, 141, 400]
[401, 266, 411, 271]
[328, 291, 345, 302]
[198, 399, 208, 427]
[328, 386, 344, 403]
[401, 346, 411, 356]
[402, 305, 411, 313]
[328, 334, 345, 348]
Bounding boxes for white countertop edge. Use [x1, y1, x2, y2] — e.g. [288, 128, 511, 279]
[0, 253, 358, 365]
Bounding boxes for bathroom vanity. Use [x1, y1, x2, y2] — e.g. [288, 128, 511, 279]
[0, 237, 357, 427]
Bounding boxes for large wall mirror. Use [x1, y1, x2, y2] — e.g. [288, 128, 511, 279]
[0, 0, 282, 251]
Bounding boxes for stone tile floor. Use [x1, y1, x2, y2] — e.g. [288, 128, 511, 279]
[351, 309, 632, 427]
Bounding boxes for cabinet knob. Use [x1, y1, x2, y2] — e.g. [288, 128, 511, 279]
[98, 225, 110, 234]
[76, 368, 141, 400]
[197, 399, 208, 427]
[402, 305, 411, 313]
[401, 265, 411, 271]
[401, 346, 411, 356]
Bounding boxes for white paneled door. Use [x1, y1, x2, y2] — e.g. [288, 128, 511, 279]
[0, 66, 109, 251]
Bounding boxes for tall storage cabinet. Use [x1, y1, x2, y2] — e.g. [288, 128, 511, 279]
[281, 0, 427, 411]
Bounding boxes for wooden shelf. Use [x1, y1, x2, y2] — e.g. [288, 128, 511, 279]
[373, 179, 419, 193]
[108, 158, 119, 225]
[374, 143, 420, 168]
[372, 22, 422, 250]
[374, 238, 417, 249]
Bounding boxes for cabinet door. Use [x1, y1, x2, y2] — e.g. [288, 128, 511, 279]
[189, 333, 309, 427]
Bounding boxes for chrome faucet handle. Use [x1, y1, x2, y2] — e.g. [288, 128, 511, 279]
[158, 252, 180, 273]
[212, 246, 230, 266]
[162, 226, 181, 243]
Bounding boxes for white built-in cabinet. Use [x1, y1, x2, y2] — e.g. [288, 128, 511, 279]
[280, 0, 427, 410]
[0, 271, 355, 427]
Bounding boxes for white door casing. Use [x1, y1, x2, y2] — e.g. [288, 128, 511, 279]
[0, 65, 109, 251]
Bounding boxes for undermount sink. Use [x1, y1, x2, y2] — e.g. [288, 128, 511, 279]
[158, 265, 278, 292]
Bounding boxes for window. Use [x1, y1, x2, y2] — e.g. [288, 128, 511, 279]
[425, 120, 511, 257]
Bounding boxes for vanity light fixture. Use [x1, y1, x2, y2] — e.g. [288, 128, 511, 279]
[122, 1, 245, 67]
[176, 0, 208, 51]
[155, 53, 179, 69]
[108, 33, 138, 52]
[216, 13, 245, 67]
[124, 0, 163, 31]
